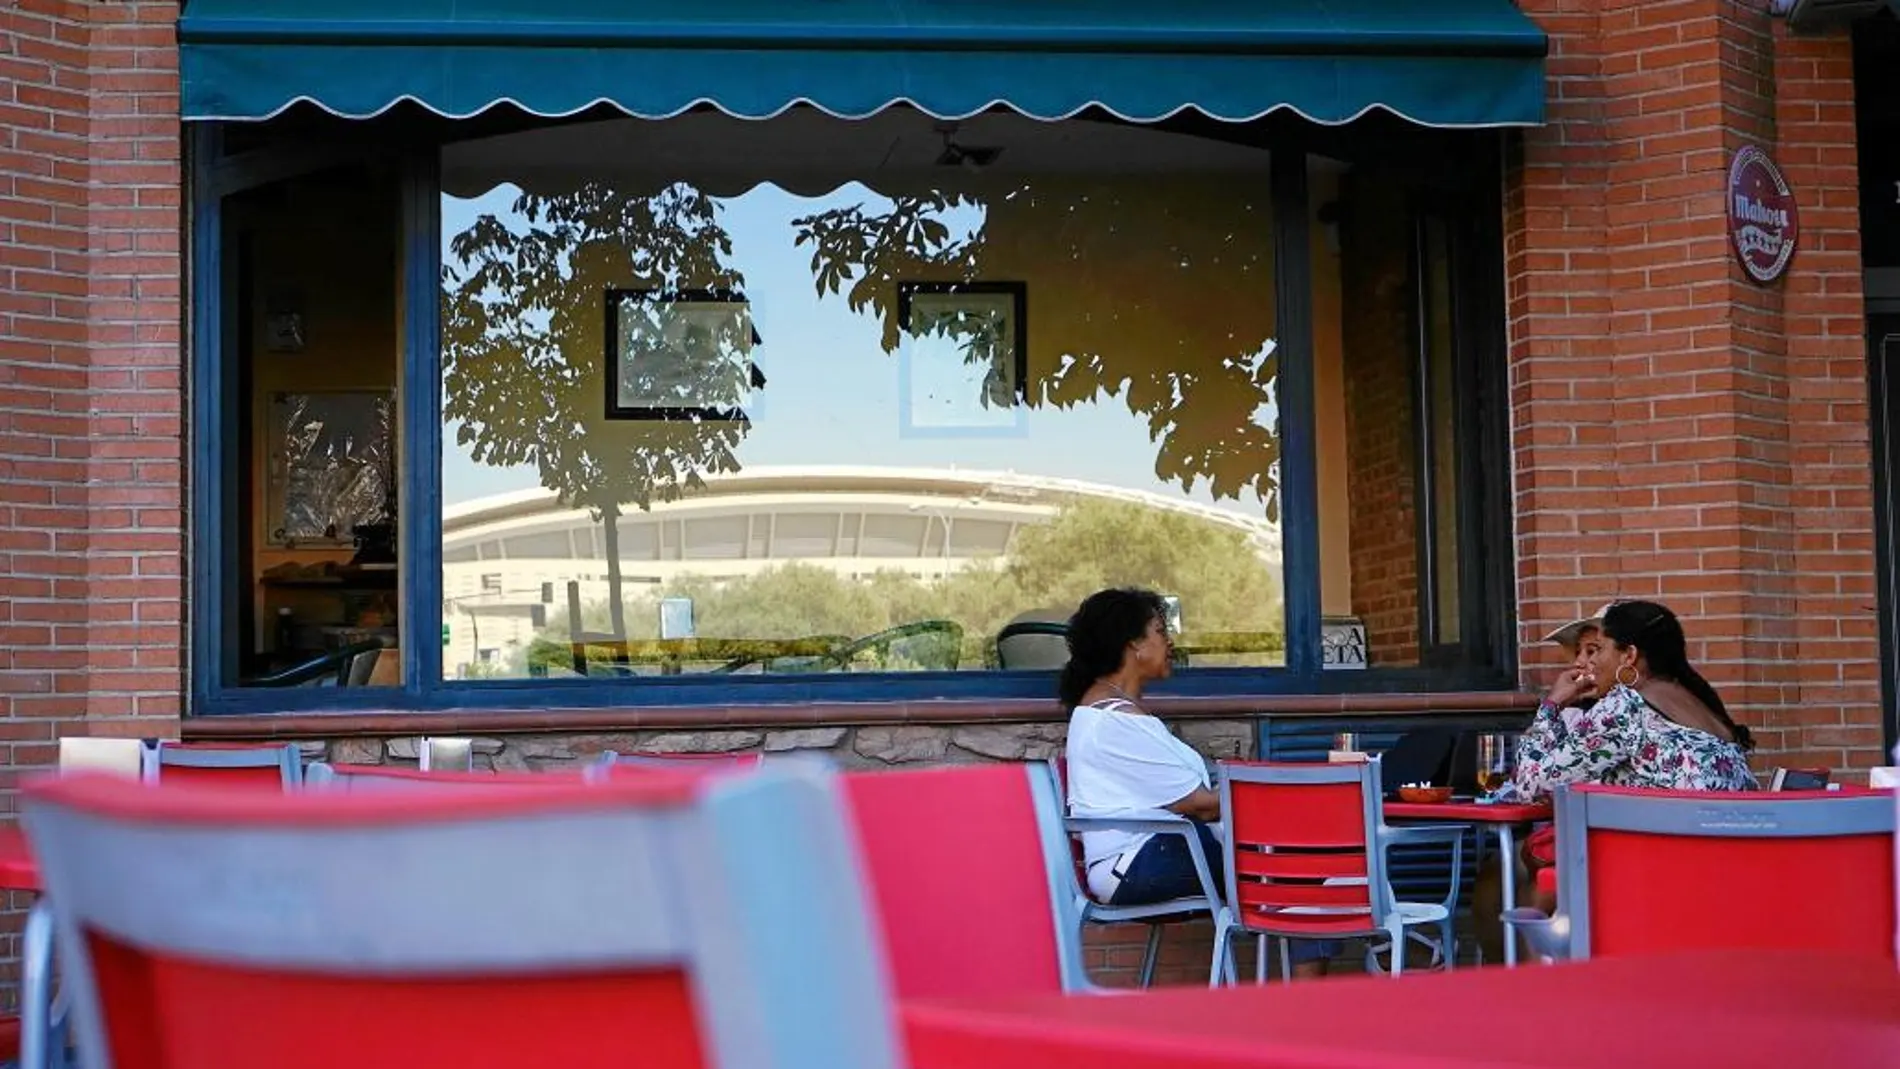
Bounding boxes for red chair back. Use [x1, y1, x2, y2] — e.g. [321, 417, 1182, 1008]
[841, 763, 1082, 999]
[1047, 758, 1093, 890]
[1561, 785, 1896, 961]
[153, 764, 286, 789]
[24, 770, 903, 1069]
[145, 742, 300, 790]
[1219, 760, 1380, 938]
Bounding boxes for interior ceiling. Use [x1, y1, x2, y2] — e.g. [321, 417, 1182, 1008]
[441, 105, 1276, 198]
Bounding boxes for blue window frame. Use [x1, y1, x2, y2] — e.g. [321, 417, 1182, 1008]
[187, 111, 1518, 715]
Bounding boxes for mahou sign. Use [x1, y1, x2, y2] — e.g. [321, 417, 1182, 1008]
[1728, 145, 1799, 284]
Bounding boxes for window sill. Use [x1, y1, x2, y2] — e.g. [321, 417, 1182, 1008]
[182, 689, 1539, 740]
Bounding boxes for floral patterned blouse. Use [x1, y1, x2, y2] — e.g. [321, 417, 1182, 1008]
[1505, 683, 1758, 801]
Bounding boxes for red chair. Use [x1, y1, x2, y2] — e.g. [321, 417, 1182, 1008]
[142, 741, 302, 789]
[840, 763, 1092, 999]
[1213, 759, 1465, 981]
[1507, 784, 1896, 962]
[22, 768, 903, 1069]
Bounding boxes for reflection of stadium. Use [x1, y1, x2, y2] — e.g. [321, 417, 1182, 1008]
[442, 466, 1279, 673]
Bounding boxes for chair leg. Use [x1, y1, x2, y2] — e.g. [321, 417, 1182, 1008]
[20, 899, 52, 1069]
[1136, 924, 1163, 988]
[1278, 937, 1293, 982]
[1254, 934, 1268, 984]
[1208, 918, 1230, 987]
[1439, 918, 1457, 970]
[1387, 921, 1407, 977]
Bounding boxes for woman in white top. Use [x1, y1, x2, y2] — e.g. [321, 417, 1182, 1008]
[1062, 588, 1335, 977]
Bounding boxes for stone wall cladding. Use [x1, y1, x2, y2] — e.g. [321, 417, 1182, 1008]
[310, 720, 1252, 775]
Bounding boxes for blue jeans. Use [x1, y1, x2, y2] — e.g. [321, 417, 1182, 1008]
[1107, 821, 1339, 965]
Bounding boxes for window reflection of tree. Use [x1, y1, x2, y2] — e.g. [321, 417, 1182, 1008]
[443, 170, 1281, 653]
[442, 182, 750, 641]
[796, 176, 1281, 519]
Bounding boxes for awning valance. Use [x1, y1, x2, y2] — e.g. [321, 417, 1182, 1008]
[178, 0, 1548, 128]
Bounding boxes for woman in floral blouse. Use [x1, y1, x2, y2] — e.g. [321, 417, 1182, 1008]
[1510, 599, 1758, 800]
[1498, 600, 1756, 918]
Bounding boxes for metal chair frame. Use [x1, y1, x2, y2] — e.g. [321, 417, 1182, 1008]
[1212, 757, 1465, 982]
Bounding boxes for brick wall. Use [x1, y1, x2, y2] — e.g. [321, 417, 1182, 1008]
[1510, 0, 1879, 770]
[0, 0, 183, 990]
[1773, 24, 1884, 763]
[0, 0, 183, 769]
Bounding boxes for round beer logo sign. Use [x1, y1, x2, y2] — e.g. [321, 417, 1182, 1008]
[1727, 145, 1798, 284]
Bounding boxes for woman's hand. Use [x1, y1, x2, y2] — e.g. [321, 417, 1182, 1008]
[1546, 667, 1595, 710]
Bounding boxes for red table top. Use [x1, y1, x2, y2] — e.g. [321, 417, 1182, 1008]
[0, 826, 40, 892]
[1384, 800, 1551, 823]
[903, 949, 1900, 1069]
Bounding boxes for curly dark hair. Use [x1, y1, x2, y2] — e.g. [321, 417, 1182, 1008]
[1600, 599, 1753, 752]
[1058, 587, 1168, 710]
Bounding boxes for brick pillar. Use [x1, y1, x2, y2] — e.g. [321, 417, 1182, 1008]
[1512, 0, 1877, 770]
[0, 0, 183, 785]
[1773, 25, 1882, 765]
[0, 0, 181, 995]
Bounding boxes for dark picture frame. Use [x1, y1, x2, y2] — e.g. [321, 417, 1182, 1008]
[263, 389, 395, 548]
[604, 288, 762, 421]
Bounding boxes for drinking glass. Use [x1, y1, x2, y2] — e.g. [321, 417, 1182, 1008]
[1475, 733, 1515, 797]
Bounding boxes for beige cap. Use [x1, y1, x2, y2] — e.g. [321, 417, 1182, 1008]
[1543, 602, 1616, 649]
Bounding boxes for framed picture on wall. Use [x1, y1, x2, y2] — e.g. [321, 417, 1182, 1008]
[897, 281, 1028, 438]
[265, 390, 395, 547]
[605, 288, 763, 421]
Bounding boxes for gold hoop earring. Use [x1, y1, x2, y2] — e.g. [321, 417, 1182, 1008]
[1615, 665, 1640, 688]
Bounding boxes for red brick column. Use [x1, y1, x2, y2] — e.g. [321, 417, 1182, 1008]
[1773, 24, 1883, 766]
[1512, 0, 1878, 771]
[0, 0, 181, 993]
[0, 0, 183, 791]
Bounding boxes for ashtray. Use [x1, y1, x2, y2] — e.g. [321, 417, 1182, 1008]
[1397, 784, 1454, 804]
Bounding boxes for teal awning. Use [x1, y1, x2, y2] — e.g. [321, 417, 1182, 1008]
[178, 1, 1548, 128]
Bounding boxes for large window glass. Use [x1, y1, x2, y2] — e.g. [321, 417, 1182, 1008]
[1308, 156, 1480, 672]
[437, 109, 1285, 681]
[210, 164, 404, 690]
